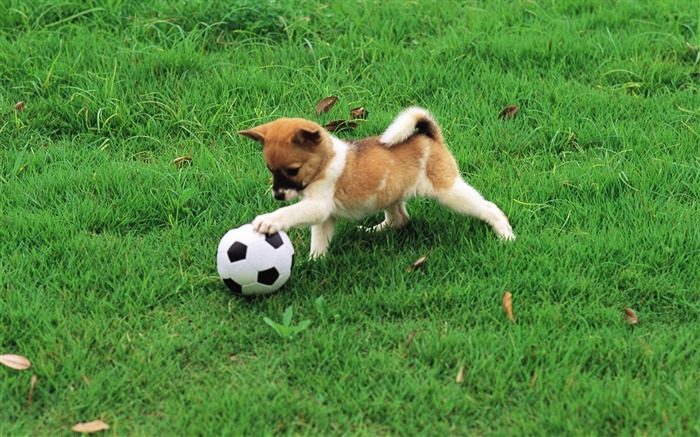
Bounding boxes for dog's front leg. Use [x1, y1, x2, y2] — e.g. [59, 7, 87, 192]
[252, 200, 331, 235]
[310, 217, 336, 259]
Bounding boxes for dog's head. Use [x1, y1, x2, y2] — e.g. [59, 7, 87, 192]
[238, 118, 330, 201]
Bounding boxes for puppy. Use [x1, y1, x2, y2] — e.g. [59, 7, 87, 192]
[238, 107, 515, 258]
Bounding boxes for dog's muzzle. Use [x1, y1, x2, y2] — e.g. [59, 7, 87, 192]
[273, 188, 299, 202]
[271, 171, 304, 201]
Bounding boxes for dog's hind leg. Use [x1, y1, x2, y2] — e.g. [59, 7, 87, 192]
[434, 178, 515, 240]
[361, 202, 410, 233]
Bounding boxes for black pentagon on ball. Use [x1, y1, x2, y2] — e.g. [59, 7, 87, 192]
[222, 278, 242, 294]
[227, 242, 247, 263]
[257, 267, 280, 286]
[264, 232, 283, 249]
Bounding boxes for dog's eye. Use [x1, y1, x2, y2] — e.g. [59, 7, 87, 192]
[285, 167, 300, 177]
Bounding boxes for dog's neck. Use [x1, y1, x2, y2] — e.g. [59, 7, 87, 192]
[300, 136, 348, 199]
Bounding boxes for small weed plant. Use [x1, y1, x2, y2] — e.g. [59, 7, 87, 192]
[264, 306, 311, 340]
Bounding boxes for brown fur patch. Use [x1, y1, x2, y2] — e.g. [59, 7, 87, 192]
[335, 135, 456, 209]
[334, 137, 406, 209]
[426, 142, 459, 190]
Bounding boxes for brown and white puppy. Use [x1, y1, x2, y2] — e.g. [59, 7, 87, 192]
[238, 107, 515, 258]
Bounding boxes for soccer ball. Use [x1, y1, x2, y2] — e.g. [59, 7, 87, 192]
[216, 224, 295, 296]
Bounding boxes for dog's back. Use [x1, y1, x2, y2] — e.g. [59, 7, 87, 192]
[334, 108, 458, 213]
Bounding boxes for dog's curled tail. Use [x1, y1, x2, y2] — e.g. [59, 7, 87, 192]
[379, 106, 443, 147]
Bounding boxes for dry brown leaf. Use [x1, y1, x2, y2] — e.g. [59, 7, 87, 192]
[15, 101, 26, 112]
[499, 105, 519, 120]
[503, 291, 515, 322]
[71, 420, 109, 434]
[172, 156, 192, 166]
[349, 106, 368, 119]
[315, 96, 338, 115]
[407, 252, 430, 273]
[0, 354, 32, 370]
[624, 308, 639, 325]
[28, 375, 37, 404]
[456, 366, 465, 383]
[323, 119, 357, 132]
[404, 330, 417, 349]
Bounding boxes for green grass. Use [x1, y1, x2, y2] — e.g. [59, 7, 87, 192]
[2, 0, 699, 435]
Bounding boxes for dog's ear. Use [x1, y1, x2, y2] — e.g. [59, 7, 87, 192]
[292, 128, 321, 147]
[238, 127, 265, 145]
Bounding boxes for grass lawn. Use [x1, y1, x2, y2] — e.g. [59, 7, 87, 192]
[2, 0, 699, 435]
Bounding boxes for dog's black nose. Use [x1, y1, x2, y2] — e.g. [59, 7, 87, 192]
[273, 191, 286, 201]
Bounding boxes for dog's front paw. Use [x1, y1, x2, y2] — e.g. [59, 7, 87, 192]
[309, 248, 328, 260]
[252, 213, 286, 235]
